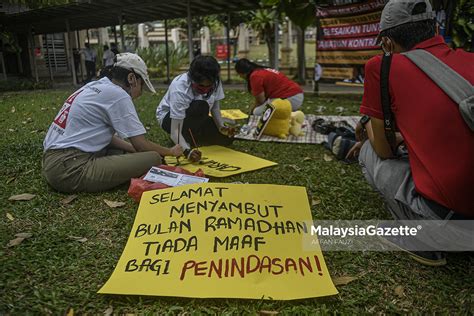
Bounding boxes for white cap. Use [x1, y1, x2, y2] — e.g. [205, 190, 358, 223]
[377, 0, 435, 43]
[114, 52, 156, 94]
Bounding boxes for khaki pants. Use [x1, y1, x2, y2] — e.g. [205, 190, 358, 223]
[359, 141, 446, 220]
[42, 148, 161, 193]
[359, 141, 472, 250]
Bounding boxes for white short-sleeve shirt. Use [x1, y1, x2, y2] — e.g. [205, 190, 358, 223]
[156, 73, 225, 126]
[82, 47, 97, 62]
[103, 49, 115, 66]
[43, 77, 146, 153]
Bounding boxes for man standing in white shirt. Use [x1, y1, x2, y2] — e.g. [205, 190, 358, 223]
[102, 44, 115, 67]
[43, 53, 183, 193]
[82, 42, 97, 82]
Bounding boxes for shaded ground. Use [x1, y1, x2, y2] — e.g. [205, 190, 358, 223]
[0, 89, 471, 314]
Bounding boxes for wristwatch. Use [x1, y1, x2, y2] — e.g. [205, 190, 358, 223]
[359, 115, 370, 127]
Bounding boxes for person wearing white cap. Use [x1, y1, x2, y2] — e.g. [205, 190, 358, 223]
[42, 52, 183, 193]
[346, 0, 474, 266]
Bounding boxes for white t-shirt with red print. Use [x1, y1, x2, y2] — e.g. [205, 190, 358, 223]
[43, 77, 146, 153]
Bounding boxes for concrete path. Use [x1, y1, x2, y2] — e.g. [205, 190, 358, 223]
[150, 81, 364, 95]
[49, 79, 364, 95]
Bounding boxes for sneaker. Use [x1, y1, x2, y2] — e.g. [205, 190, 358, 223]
[330, 135, 356, 161]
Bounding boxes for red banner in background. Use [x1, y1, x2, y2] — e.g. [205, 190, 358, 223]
[316, 0, 385, 17]
[318, 37, 379, 51]
[216, 45, 229, 60]
[322, 22, 380, 39]
[316, 0, 384, 79]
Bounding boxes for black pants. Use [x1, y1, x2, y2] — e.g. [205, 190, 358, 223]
[85, 61, 96, 82]
[162, 100, 233, 147]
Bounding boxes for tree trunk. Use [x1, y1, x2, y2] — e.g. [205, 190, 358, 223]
[265, 26, 276, 68]
[135, 24, 139, 50]
[266, 39, 276, 68]
[296, 25, 306, 84]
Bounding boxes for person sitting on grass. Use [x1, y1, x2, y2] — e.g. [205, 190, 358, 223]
[347, 0, 474, 266]
[234, 58, 304, 115]
[42, 53, 183, 193]
[156, 55, 235, 163]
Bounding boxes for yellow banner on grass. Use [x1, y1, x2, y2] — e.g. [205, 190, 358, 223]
[220, 109, 249, 120]
[165, 145, 277, 177]
[98, 183, 338, 299]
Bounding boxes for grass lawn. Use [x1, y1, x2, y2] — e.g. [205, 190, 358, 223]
[0, 88, 471, 314]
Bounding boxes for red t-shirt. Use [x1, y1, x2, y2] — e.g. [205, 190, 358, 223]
[360, 36, 474, 216]
[249, 68, 303, 99]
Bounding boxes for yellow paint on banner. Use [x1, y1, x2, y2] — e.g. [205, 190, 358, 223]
[316, 50, 380, 65]
[98, 183, 338, 300]
[322, 67, 354, 80]
[165, 145, 277, 177]
[336, 81, 364, 87]
[221, 109, 249, 120]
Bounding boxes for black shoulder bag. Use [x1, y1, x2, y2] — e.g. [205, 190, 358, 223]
[380, 53, 398, 155]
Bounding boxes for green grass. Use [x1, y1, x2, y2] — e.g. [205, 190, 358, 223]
[0, 88, 472, 314]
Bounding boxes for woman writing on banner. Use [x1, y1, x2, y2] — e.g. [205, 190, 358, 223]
[234, 58, 304, 115]
[42, 53, 183, 193]
[156, 55, 235, 163]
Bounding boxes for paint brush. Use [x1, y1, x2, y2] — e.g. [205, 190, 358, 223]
[176, 123, 181, 165]
[188, 128, 199, 149]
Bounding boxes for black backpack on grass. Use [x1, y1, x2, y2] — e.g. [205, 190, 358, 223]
[313, 119, 357, 161]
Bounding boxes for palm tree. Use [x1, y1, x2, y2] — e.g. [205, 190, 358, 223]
[249, 9, 279, 67]
[258, 0, 316, 82]
[282, 0, 316, 83]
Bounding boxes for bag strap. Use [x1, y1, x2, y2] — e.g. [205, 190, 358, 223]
[380, 53, 397, 155]
[402, 49, 474, 104]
